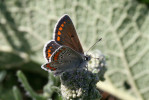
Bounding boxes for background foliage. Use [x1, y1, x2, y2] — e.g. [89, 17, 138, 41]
[0, 0, 149, 100]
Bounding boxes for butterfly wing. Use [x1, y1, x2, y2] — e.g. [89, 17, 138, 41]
[43, 40, 60, 62]
[54, 14, 84, 54]
[41, 61, 58, 72]
[42, 46, 85, 75]
[41, 61, 67, 75]
[51, 46, 83, 64]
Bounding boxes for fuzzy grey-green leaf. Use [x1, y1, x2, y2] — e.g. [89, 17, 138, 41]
[1, 0, 149, 100]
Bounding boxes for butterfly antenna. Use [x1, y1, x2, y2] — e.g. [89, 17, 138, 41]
[92, 56, 100, 60]
[86, 38, 102, 54]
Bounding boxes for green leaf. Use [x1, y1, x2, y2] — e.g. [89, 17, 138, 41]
[17, 70, 46, 100]
[1, 0, 149, 100]
[0, 70, 6, 82]
[13, 86, 23, 100]
[0, 87, 15, 100]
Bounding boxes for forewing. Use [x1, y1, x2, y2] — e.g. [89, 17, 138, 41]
[51, 46, 83, 70]
[43, 40, 60, 62]
[54, 14, 84, 54]
[42, 46, 84, 75]
[51, 46, 83, 62]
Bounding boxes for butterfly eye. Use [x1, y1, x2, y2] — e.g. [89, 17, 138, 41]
[85, 56, 91, 61]
[85, 57, 88, 61]
[84, 55, 91, 61]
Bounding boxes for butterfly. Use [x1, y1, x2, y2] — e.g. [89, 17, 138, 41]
[41, 14, 91, 75]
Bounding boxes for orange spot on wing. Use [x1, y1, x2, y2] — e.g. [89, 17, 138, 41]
[61, 24, 64, 27]
[46, 64, 51, 68]
[57, 36, 60, 41]
[46, 64, 57, 71]
[53, 48, 66, 61]
[54, 50, 61, 61]
[46, 64, 49, 67]
[47, 48, 52, 57]
[59, 27, 63, 30]
[48, 49, 51, 52]
[58, 31, 61, 35]
[47, 53, 51, 57]
[52, 68, 57, 70]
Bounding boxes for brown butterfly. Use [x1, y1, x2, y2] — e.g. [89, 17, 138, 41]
[41, 15, 91, 75]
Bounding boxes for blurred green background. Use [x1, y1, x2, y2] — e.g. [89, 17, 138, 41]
[0, 0, 149, 100]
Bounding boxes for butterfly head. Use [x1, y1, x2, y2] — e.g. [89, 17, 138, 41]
[84, 55, 91, 61]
